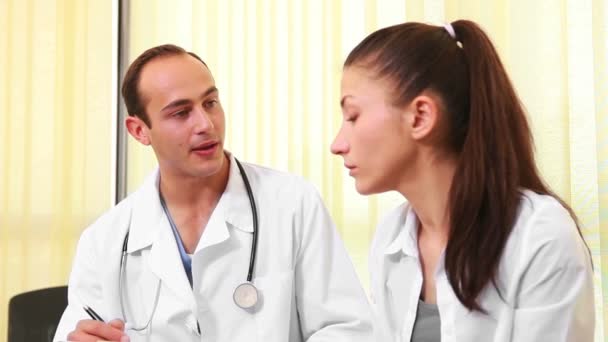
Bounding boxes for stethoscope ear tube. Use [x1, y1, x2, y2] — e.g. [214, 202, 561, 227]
[234, 158, 259, 283]
[234, 159, 260, 310]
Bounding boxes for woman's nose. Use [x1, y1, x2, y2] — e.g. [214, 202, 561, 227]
[330, 135, 349, 155]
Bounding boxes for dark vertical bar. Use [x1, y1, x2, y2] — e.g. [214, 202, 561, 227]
[115, 0, 129, 203]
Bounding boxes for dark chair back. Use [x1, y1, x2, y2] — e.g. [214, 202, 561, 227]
[8, 286, 68, 342]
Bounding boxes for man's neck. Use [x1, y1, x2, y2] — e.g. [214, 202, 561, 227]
[158, 154, 231, 253]
[159, 155, 230, 207]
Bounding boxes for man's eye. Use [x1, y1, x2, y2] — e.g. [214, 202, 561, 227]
[173, 109, 189, 117]
[204, 100, 218, 109]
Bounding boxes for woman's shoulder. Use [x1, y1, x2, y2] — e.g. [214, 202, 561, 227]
[515, 190, 579, 242]
[508, 189, 589, 271]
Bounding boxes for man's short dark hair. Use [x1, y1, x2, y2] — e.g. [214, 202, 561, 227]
[121, 44, 207, 127]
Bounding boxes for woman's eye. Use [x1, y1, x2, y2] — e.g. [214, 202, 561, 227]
[346, 114, 358, 123]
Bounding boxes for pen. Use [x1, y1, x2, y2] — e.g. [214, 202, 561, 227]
[83, 306, 105, 322]
[83, 307, 134, 331]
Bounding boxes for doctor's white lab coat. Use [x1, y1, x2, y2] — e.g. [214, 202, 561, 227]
[54, 155, 373, 341]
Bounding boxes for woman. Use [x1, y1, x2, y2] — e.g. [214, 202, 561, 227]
[331, 20, 594, 341]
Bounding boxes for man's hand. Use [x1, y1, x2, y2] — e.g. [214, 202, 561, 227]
[66, 319, 129, 342]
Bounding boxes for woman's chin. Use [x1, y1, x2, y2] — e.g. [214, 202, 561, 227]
[355, 177, 393, 196]
[355, 181, 378, 196]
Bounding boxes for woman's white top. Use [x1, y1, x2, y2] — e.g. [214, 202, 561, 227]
[369, 190, 594, 342]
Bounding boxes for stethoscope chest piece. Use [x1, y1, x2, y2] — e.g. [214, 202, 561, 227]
[233, 282, 259, 309]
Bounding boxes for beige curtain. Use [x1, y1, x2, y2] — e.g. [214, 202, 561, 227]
[1, 0, 606, 340]
[125, 0, 607, 339]
[0, 0, 115, 338]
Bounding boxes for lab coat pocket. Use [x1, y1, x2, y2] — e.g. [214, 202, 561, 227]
[253, 270, 295, 342]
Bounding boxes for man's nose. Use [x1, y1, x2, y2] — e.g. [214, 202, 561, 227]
[193, 106, 214, 133]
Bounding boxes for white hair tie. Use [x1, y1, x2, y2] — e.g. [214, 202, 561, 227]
[443, 23, 456, 39]
[443, 23, 463, 48]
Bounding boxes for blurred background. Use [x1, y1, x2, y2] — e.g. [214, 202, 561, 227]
[1, 0, 606, 340]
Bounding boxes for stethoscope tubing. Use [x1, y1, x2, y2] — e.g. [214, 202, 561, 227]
[118, 158, 259, 328]
[234, 158, 258, 281]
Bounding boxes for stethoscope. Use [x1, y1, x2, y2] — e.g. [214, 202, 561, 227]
[118, 158, 260, 331]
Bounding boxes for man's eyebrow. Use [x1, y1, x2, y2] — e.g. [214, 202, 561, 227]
[161, 86, 219, 112]
[161, 99, 191, 111]
[203, 86, 219, 97]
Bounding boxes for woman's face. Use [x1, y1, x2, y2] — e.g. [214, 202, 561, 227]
[331, 66, 419, 195]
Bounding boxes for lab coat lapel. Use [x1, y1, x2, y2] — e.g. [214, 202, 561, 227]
[129, 169, 196, 312]
[385, 255, 412, 332]
[383, 207, 420, 336]
[148, 215, 198, 313]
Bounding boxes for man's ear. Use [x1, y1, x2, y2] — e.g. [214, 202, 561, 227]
[405, 94, 440, 141]
[125, 115, 151, 146]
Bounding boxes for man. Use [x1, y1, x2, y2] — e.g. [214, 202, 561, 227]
[53, 44, 373, 341]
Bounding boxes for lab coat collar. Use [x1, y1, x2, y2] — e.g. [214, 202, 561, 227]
[126, 152, 253, 254]
[222, 152, 254, 233]
[384, 205, 419, 258]
[126, 169, 164, 253]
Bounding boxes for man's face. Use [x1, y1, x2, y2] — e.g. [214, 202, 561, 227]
[132, 54, 226, 179]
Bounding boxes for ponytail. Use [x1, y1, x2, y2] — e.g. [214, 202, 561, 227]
[445, 20, 537, 311]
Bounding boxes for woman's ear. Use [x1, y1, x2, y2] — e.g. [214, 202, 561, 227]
[405, 93, 441, 141]
[125, 115, 151, 146]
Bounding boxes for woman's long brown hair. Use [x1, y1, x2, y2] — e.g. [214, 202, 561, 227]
[345, 20, 586, 312]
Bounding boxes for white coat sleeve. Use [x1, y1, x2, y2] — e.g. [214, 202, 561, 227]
[510, 200, 595, 342]
[52, 227, 104, 342]
[293, 184, 374, 341]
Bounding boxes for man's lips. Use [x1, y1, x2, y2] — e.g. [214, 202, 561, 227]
[191, 141, 219, 151]
[191, 141, 219, 156]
